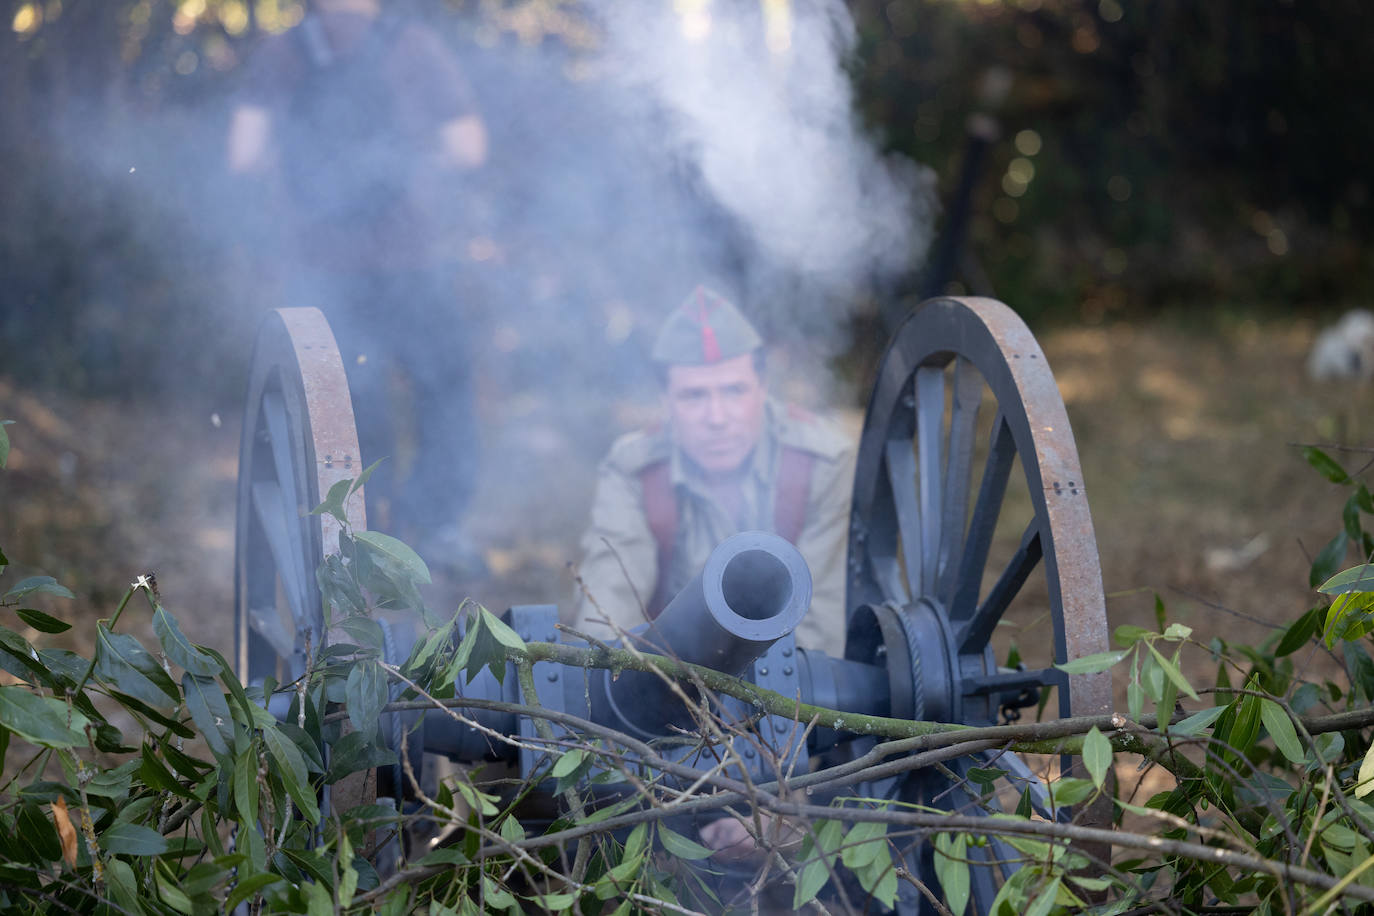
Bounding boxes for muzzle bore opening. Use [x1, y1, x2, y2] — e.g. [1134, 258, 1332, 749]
[720, 549, 793, 621]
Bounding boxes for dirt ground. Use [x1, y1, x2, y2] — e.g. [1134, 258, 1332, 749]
[1, 315, 1368, 707]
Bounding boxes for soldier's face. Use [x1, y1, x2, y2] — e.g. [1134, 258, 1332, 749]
[665, 354, 767, 478]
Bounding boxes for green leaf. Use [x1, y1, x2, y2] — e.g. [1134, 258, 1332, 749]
[1145, 640, 1200, 700]
[15, 608, 70, 634]
[183, 673, 234, 758]
[1229, 690, 1264, 758]
[1346, 493, 1365, 540]
[0, 421, 10, 469]
[345, 660, 388, 738]
[324, 731, 396, 783]
[498, 814, 525, 844]
[1277, 606, 1324, 656]
[1024, 875, 1063, 916]
[1055, 649, 1127, 675]
[1259, 699, 1305, 764]
[933, 833, 970, 916]
[1113, 625, 1152, 647]
[140, 744, 191, 798]
[1324, 590, 1374, 647]
[840, 821, 887, 869]
[551, 748, 595, 793]
[480, 608, 527, 653]
[104, 858, 142, 912]
[1162, 623, 1193, 641]
[154, 605, 219, 676]
[793, 819, 842, 908]
[101, 822, 169, 856]
[86, 760, 140, 799]
[658, 823, 713, 860]
[336, 614, 386, 650]
[304, 878, 333, 916]
[1082, 726, 1113, 788]
[2, 576, 75, 602]
[95, 625, 180, 709]
[966, 766, 1007, 792]
[452, 780, 498, 817]
[624, 823, 648, 862]
[309, 477, 353, 526]
[16, 802, 62, 864]
[224, 873, 282, 913]
[261, 724, 320, 824]
[859, 854, 898, 909]
[338, 835, 358, 908]
[1127, 654, 1143, 723]
[550, 748, 587, 779]
[353, 530, 432, 585]
[233, 747, 259, 824]
[532, 892, 577, 909]
[1305, 446, 1351, 483]
[1049, 777, 1097, 807]
[1171, 705, 1228, 736]
[0, 686, 89, 747]
[1356, 743, 1374, 798]
[0, 627, 57, 687]
[1311, 533, 1351, 589]
[1319, 563, 1374, 595]
[351, 458, 386, 495]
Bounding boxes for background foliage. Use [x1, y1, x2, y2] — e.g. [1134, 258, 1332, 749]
[4, 0, 1373, 396]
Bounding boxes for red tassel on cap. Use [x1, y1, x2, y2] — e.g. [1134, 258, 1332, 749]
[695, 287, 722, 362]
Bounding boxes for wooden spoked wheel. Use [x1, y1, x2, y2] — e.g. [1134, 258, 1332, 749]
[235, 307, 365, 695]
[845, 297, 1112, 914]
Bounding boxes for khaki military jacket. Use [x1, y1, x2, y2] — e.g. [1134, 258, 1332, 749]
[571, 400, 855, 652]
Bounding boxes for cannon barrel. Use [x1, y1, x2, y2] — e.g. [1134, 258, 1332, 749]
[594, 531, 812, 739]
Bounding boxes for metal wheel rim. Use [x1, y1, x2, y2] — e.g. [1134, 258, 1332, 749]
[846, 297, 1111, 912]
[234, 307, 365, 691]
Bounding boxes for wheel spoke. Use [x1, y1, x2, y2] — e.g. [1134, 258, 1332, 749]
[884, 438, 921, 602]
[261, 391, 302, 529]
[259, 391, 310, 618]
[938, 358, 982, 599]
[948, 414, 1016, 615]
[251, 479, 307, 630]
[915, 366, 945, 596]
[959, 521, 1042, 653]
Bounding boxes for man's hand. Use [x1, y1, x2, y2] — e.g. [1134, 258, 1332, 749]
[699, 813, 803, 863]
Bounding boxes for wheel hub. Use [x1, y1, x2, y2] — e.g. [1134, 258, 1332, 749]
[847, 599, 961, 725]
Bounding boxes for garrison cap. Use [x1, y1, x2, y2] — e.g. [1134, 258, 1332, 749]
[651, 285, 763, 365]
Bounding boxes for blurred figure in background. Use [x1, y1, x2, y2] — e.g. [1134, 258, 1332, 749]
[227, 0, 489, 574]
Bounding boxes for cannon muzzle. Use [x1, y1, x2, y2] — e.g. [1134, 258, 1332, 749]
[595, 531, 812, 739]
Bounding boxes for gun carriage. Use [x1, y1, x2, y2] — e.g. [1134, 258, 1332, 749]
[234, 298, 1111, 914]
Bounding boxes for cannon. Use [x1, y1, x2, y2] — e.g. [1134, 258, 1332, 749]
[234, 299, 1111, 913]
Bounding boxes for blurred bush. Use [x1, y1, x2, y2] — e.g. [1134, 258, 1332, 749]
[850, 0, 1374, 323]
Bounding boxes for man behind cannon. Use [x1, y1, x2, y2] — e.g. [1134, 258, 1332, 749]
[572, 285, 855, 657]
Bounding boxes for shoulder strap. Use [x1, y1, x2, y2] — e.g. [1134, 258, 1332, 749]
[639, 460, 676, 619]
[773, 446, 814, 545]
